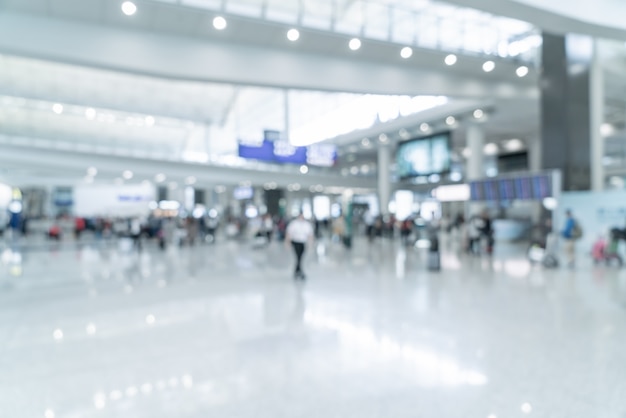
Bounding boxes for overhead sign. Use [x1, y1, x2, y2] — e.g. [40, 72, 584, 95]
[74, 183, 156, 217]
[238, 138, 337, 167]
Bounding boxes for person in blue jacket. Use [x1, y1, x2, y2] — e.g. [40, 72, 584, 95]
[561, 209, 577, 267]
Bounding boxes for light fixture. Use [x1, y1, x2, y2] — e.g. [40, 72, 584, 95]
[380, 133, 390, 142]
[213, 16, 227, 30]
[155, 173, 166, 183]
[87, 167, 98, 177]
[122, 170, 133, 180]
[349, 38, 362, 51]
[52, 103, 63, 114]
[146, 314, 156, 325]
[145, 116, 155, 126]
[85, 108, 96, 120]
[516, 65, 529, 77]
[121, 1, 137, 16]
[350, 166, 359, 175]
[521, 403, 532, 414]
[299, 165, 309, 174]
[444, 54, 457, 66]
[185, 176, 197, 185]
[398, 130, 409, 139]
[462, 147, 471, 158]
[44, 409, 55, 418]
[473, 109, 484, 119]
[400, 46, 413, 59]
[484, 143, 499, 155]
[445, 116, 456, 126]
[287, 28, 300, 42]
[504, 138, 524, 152]
[420, 123, 430, 132]
[482, 60, 496, 72]
[601, 123, 615, 137]
[361, 137, 371, 147]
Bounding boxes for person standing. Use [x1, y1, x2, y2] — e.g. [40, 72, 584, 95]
[561, 209, 581, 267]
[286, 213, 314, 280]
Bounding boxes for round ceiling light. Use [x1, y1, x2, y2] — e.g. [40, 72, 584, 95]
[287, 28, 300, 42]
[420, 123, 430, 132]
[213, 16, 227, 30]
[473, 109, 484, 119]
[445, 116, 456, 126]
[349, 38, 362, 51]
[52, 103, 63, 115]
[516, 65, 529, 77]
[400, 47, 413, 59]
[444, 54, 457, 66]
[482, 60, 496, 72]
[121, 1, 137, 16]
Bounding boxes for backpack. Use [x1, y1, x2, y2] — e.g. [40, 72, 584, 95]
[571, 220, 583, 239]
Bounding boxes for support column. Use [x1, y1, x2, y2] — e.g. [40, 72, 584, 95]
[377, 144, 391, 215]
[466, 124, 485, 181]
[540, 32, 593, 191]
[590, 39, 605, 191]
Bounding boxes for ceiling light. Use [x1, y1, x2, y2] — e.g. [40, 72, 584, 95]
[505, 138, 524, 152]
[145, 116, 155, 126]
[85, 108, 96, 120]
[287, 28, 300, 42]
[361, 137, 371, 147]
[292, 183, 301, 191]
[484, 143, 498, 155]
[349, 38, 362, 51]
[213, 16, 227, 30]
[350, 166, 359, 175]
[299, 165, 309, 174]
[420, 123, 430, 132]
[87, 167, 98, 176]
[155, 173, 166, 183]
[601, 123, 615, 137]
[45, 409, 55, 418]
[380, 133, 390, 142]
[516, 65, 529, 77]
[462, 147, 471, 158]
[473, 109, 484, 119]
[121, 1, 137, 16]
[400, 46, 413, 59]
[521, 403, 532, 414]
[445, 116, 456, 126]
[398, 130, 409, 139]
[122, 170, 133, 180]
[185, 176, 197, 185]
[482, 60, 496, 72]
[52, 103, 63, 114]
[444, 54, 457, 66]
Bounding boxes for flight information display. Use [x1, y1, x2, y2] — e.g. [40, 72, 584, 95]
[470, 174, 553, 201]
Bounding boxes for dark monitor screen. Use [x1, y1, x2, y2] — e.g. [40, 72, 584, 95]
[396, 132, 451, 178]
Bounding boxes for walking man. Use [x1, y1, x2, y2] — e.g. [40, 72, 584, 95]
[286, 212, 314, 280]
[562, 209, 581, 267]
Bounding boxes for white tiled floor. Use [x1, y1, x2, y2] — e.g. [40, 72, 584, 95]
[1, 235, 626, 417]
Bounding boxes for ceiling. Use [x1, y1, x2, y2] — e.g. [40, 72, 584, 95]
[0, 0, 624, 190]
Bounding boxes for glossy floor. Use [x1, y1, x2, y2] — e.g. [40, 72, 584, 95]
[1, 236, 625, 418]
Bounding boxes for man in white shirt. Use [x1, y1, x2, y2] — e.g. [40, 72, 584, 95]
[285, 213, 314, 280]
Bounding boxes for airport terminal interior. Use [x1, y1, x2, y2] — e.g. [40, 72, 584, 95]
[1, 0, 626, 417]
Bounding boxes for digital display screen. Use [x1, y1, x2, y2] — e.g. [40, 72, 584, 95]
[396, 133, 451, 178]
[470, 174, 553, 202]
[233, 186, 254, 200]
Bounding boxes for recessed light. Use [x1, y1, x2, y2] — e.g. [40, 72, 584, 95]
[473, 109, 484, 119]
[361, 137, 371, 147]
[484, 143, 498, 155]
[505, 138, 524, 151]
[299, 165, 309, 174]
[85, 108, 96, 120]
[186, 176, 197, 185]
[400, 46, 413, 59]
[420, 123, 430, 132]
[349, 38, 362, 51]
[122, 170, 133, 180]
[287, 28, 300, 42]
[445, 116, 456, 126]
[52, 103, 63, 114]
[145, 115, 155, 126]
[483, 60, 496, 72]
[445, 54, 457, 66]
[213, 16, 227, 30]
[121, 1, 137, 16]
[87, 167, 98, 176]
[155, 173, 166, 183]
[516, 65, 529, 77]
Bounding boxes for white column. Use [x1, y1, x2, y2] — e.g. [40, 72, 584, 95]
[590, 39, 605, 191]
[467, 124, 485, 181]
[528, 136, 542, 172]
[377, 144, 392, 215]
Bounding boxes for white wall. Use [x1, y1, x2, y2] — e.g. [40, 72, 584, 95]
[558, 190, 626, 251]
[74, 183, 155, 217]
